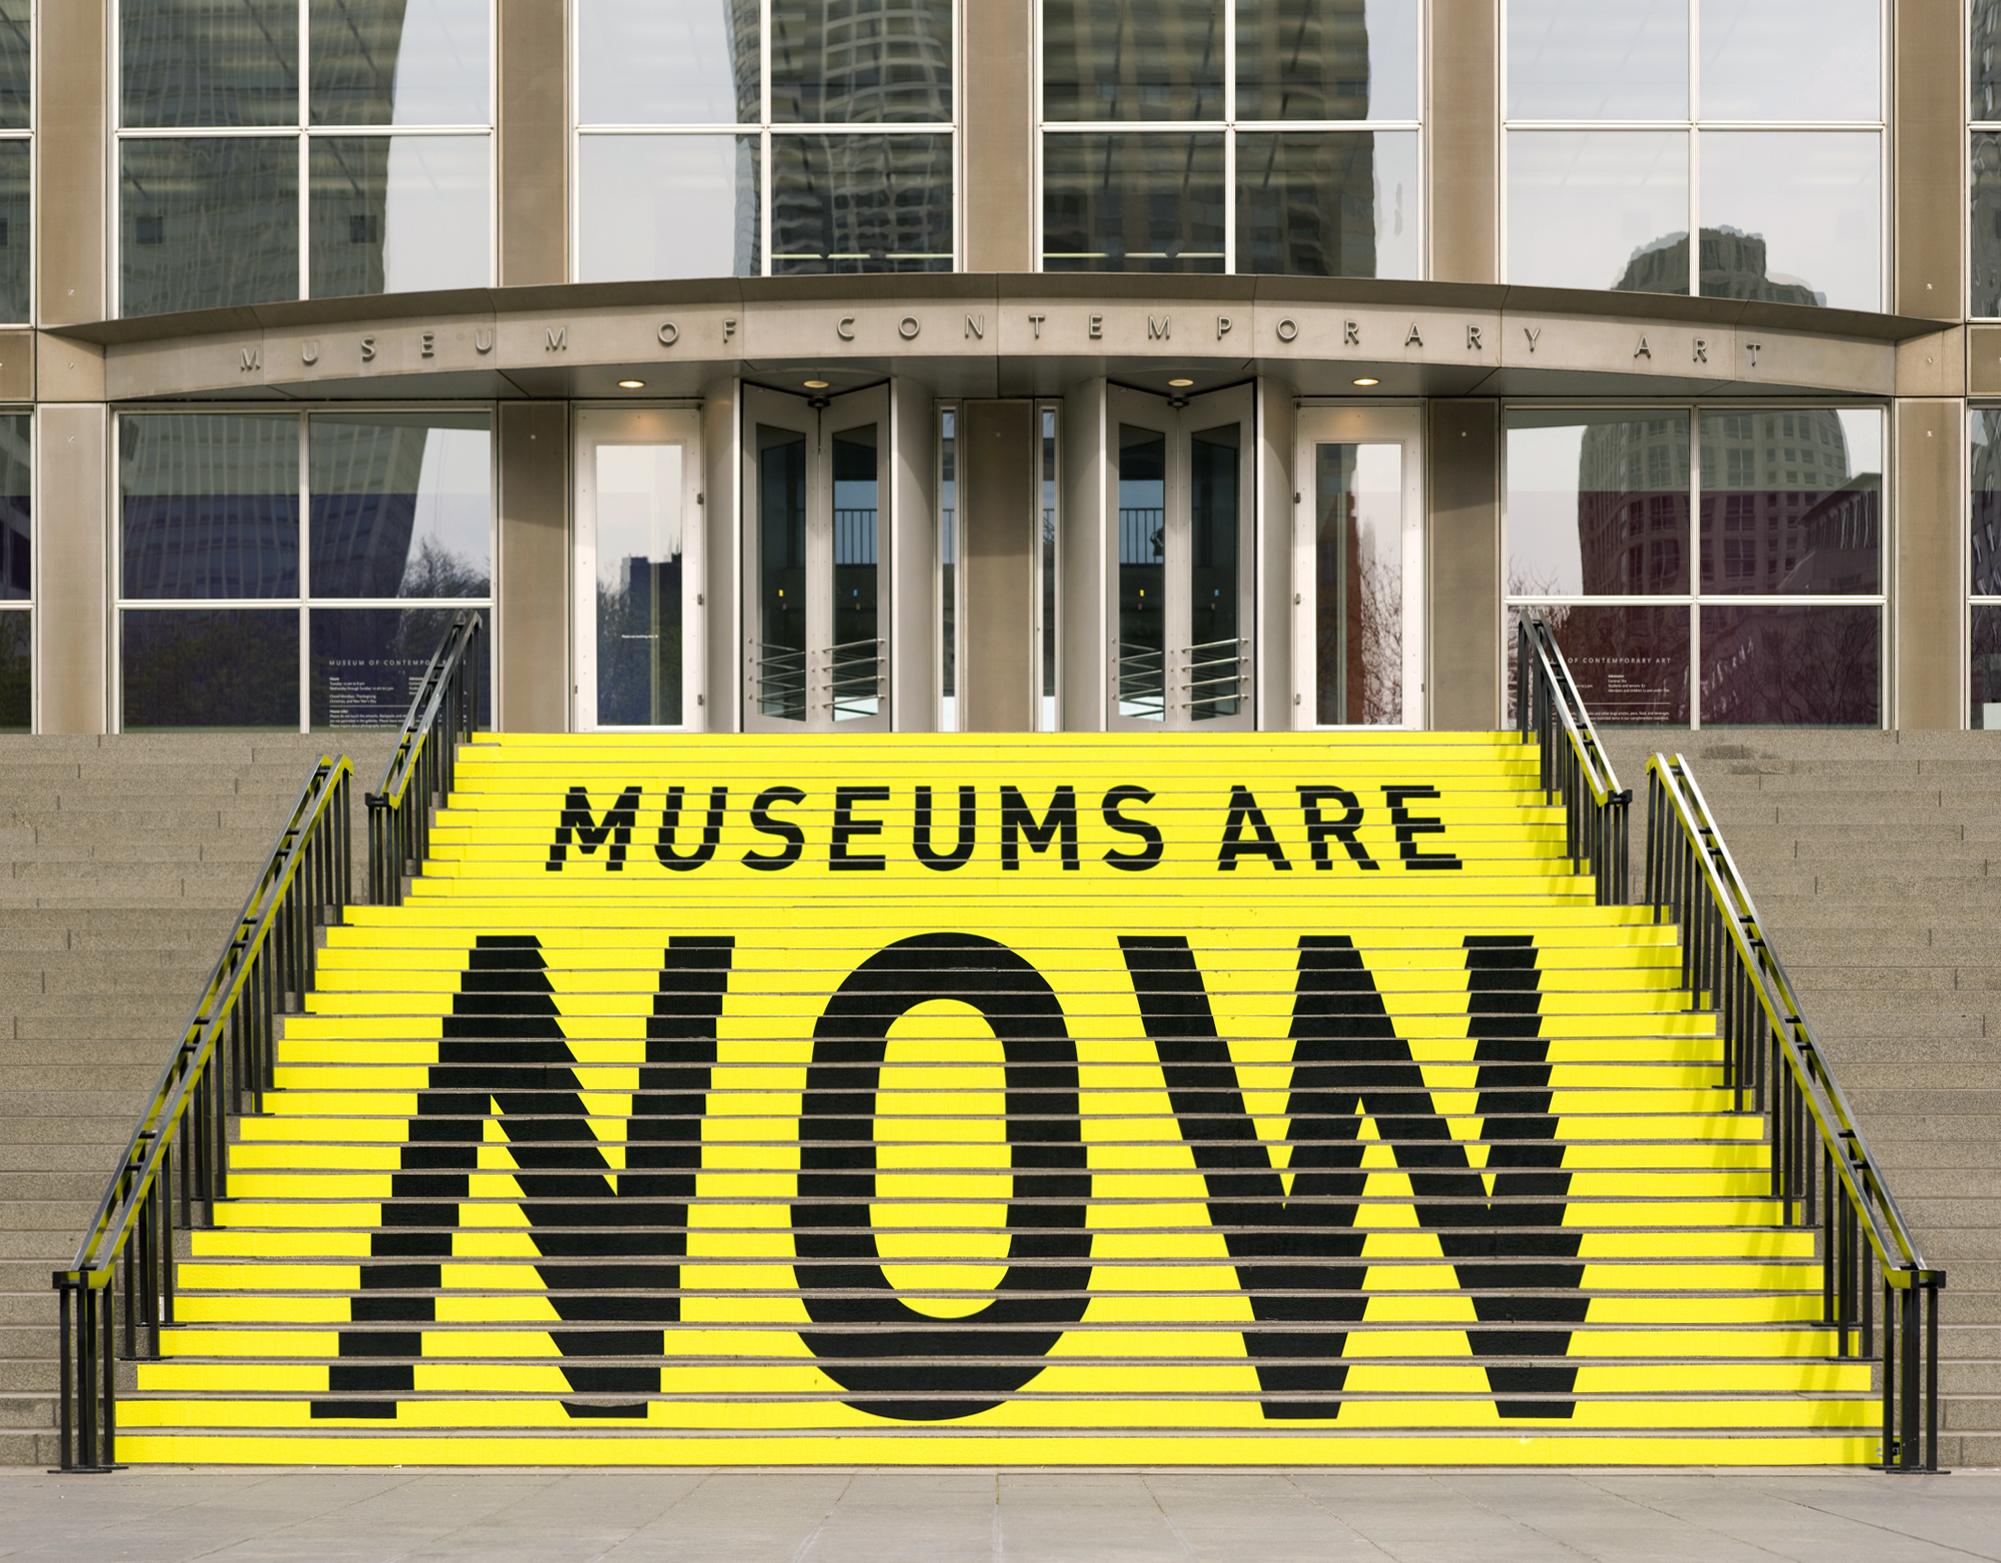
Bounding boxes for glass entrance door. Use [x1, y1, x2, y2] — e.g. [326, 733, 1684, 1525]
[743, 385, 891, 732]
[1106, 385, 1255, 730]
[573, 406, 705, 730]
[1293, 406, 1424, 727]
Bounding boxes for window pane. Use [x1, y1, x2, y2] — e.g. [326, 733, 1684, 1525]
[1506, 409, 1690, 596]
[309, 412, 490, 599]
[121, 0, 298, 128]
[1237, 0, 1417, 121]
[831, 425, 881, 723]
[0, 139, 26, 323]
[756, 425, 807, 723]
[592, 443, 685, 729]
[577, 0, 759, 126]
[771, 0, 952, 124]
[1315, 442, 1404, 726]
[1042, 0, 1224, 123]
[1117, 424, 1167, 722]
[1973, 605, 2001, 730]
[1187, 423, 1242, 722]
[309, 134, 490, 296]
[0, 411, 28, 602]
[1507, 131, 1688, 293]
[1042, 132, 1226, 273]
[1980, 0, 2001, 121]
[939, 408, 956, 724]
[310, 0, 490, 126]
[120, 137, 300, 315]
[1698, 409, 1881, 595]
[770, 133, 953, 273]
[121, 414, 299, 600]
[578, 135, 760, 282]
[122, 608, 299, 728]
[0, 610, 24, 730]
[1506, 604, 1690, 724]
[1699, 0, 1880, 123]
[311, 605, 488, 729]
[1974, 133, 2001, 317]
[1041, 408, 1058, 718]
[1699, 132, 1880, 311]
[1237, 130, 1418, 278]
[1977, 410, 2001, 596]
[1506, 0, 1686, 121]
[1699, 604, 1880, 726]
[0, 0, 29, 131]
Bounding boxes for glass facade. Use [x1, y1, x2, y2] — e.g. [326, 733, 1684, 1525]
[1040, 0, 1422, 277]
[1505, 0, 1884, 310]
[117, 0, 492, 315]
[575, 0, 956, 280]
[117, 409, 493, 730]
[1506, 405, 1885, 726]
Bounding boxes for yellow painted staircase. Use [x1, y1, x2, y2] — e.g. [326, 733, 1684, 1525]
[116, 732, 1878, 1464]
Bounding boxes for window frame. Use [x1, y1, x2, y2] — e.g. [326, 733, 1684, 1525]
[1499, 0, 1890, 312]
[1500, 396, 1893, 730]
[569, 0, 964, 281]
[109, 0, 500, 317]
[110, 401, 500, 733]
[1031, 0, 1427, 277]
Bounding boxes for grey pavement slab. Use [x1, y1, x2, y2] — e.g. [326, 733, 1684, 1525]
[0, 1469, 1996, 1562]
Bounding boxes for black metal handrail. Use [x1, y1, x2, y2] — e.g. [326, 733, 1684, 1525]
[51, 756, 352, 1471]
[1646, 752, 1945, 1471]
[367, 612, 483, 905]
[1516, 616, 1631, 903]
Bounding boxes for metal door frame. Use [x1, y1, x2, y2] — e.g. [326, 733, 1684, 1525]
[1105, 384, 1257, 731]
[1292, 403, 1426, 729]
[742, 384, 893, 733]
[571, 405, 706, 732]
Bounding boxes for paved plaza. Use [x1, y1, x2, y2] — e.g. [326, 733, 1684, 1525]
[0, 1469, 1993, 1562]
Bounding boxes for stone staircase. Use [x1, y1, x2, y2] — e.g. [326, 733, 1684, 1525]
[1603, 729, 2001, 1469]
[0, 733, 391, 1465]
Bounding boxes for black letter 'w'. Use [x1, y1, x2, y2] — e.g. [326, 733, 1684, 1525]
[1119, 934, 1581, 1420]
[313, 934, 731, 1420]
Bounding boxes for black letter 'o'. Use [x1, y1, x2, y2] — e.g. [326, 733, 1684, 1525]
[791, 933, 1092, 1420]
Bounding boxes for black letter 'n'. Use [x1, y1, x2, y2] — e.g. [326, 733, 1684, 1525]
[313, 934, 730, 1421]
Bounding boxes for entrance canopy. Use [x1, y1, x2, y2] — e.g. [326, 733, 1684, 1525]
[51, 274, 1936, 405]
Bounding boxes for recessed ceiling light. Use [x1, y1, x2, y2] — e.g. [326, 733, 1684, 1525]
[617, 378, 646, 390]
[1352, 376, 1381, 387]
[803, 378, 831, 390]
[1168, 377, 1195, 388]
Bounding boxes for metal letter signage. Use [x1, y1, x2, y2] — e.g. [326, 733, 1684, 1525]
[545, 327, 568, 353]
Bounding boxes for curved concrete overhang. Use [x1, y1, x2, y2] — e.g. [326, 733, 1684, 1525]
[44, 273, 1949, 404]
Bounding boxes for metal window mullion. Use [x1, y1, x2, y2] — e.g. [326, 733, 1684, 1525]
[297, 0, 309, 301]
[761, 0, 772, 280]
[1221, 0, 1235, 275]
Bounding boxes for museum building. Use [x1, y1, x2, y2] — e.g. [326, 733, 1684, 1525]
[0, 0, 1991, 739]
